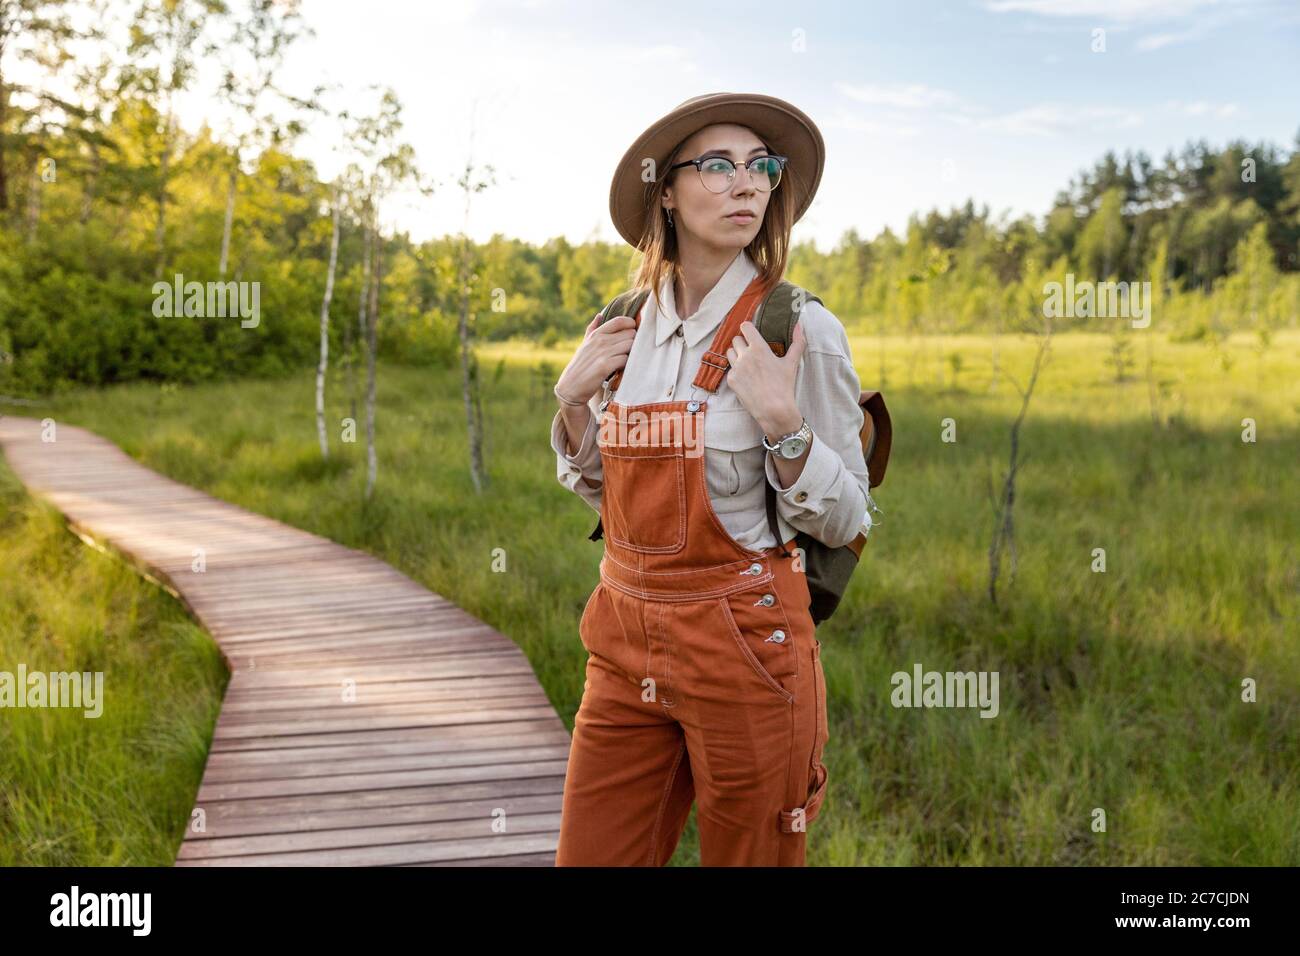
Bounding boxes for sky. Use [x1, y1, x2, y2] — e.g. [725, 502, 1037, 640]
[167, 0, 1300, 252]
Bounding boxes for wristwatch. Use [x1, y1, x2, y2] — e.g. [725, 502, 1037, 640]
[762, 418, 813, 460]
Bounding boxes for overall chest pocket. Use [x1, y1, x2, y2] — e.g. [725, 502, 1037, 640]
[598, 448, 687, 553]
[704, 406, 767, 497]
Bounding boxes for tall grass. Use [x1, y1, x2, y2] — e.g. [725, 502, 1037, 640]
[0, 466, 229, 865]
[4, 328, 1297, 864]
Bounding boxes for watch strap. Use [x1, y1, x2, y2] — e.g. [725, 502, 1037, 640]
[762, 417, 810, 453]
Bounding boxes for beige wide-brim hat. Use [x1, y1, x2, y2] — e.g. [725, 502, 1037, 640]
[609, 91, 825, 249]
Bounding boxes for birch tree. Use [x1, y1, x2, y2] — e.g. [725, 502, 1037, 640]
[454, 113, 497, 493]
[315, 180, 340, 458]
[0, 0, 82, 221]
[214, 0, 313, 278]
[339, 88, 427, 499]
[122, 0, 223, 279]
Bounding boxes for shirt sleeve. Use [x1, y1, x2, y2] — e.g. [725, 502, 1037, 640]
[551, 393, 604, 515]
[762, 306, 875, 549]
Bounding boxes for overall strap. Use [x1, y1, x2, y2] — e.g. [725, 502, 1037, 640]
[754, 280, 821, 557]
[586, 287, 649, 544]
[690, 275, 773, 393]
[600, 289, 652, 394]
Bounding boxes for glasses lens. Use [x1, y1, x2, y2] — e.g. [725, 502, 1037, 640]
[699, 157, 735, 193]
[750, 156, 782, 191]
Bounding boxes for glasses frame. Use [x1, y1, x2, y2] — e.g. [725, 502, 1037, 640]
[667, 153, 789, 193]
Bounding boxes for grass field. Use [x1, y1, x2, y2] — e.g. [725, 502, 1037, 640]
[2, 327, 1297, 865]
[0, 466, 229, 865]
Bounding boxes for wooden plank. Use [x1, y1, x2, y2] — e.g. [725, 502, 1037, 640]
[174, 811, 562, 861]
[173, 831, 561, 866]
[0, 415, 573, 867]
[181, 792, 568, 845]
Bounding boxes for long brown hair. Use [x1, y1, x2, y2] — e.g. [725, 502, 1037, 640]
[627, 130, 801, 300]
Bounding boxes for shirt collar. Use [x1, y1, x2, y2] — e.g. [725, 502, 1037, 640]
[652, 249, 759, 348]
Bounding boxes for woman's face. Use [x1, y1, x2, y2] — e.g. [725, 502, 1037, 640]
[662, 123, 770, 253]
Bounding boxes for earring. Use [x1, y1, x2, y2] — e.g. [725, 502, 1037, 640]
[666, 208, 674, 228]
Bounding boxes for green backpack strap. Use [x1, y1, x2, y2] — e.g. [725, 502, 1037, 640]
[587, 287, 652, 543]
[751, 280, 822, 356]
[753, 281, 821, 556]
[595, 288, 652, 330]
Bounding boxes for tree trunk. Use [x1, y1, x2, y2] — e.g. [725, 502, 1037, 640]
[458, 233, 486, 492]
[316, 187, 340, 459]
[79, 142, 101, 225]
[155, 110, 174, 280]
[351, 203, 371, 427]
[24, 156, 39, 242]
[0, 67, 9, 213]
[219, 156, 237, 278]
[364, 223, 382, 499]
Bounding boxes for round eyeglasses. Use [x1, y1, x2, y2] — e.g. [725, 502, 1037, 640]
[668, 154, 788, 194]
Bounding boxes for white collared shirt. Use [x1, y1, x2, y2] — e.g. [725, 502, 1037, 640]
[550, 248, 874, 551]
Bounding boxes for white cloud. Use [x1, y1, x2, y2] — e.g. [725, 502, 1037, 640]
[835, 82, 962, 110]
[1135, 29, 1196, 49]
[974, 104, 1144, 135]
[1166, 99, 1239, 117]
[821, 108, 922, 139]
[982, 0, 1232, 20]
[832, 80, 1144, 138]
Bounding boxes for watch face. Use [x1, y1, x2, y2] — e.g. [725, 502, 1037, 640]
[781, 436, 808, 459]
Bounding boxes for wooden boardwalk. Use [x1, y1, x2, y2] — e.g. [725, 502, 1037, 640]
[0, 415, 569, 865]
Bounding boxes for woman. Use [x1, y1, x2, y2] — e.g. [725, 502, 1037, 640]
[549, 92, 872, 866]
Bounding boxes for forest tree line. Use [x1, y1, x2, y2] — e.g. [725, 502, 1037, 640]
[1, 0, 1298, 397]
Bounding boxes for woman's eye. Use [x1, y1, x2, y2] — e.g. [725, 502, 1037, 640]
[702, 159, 732, 174]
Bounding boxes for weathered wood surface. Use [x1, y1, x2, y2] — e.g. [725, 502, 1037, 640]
[0, 415, 567, 866]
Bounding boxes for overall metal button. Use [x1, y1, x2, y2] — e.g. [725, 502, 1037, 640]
[766, 630, 786, 643]
[740, 562, 763, 576]
[755, 593, 775, 607]
[687, 400, 701, 413]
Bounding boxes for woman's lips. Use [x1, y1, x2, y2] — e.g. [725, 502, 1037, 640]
[726, 212, 755, 224]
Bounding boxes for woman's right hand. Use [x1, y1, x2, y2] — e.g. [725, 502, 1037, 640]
[554, 313, 637, 405]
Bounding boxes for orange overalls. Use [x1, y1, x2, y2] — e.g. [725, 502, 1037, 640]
[555, 275, 830, 867]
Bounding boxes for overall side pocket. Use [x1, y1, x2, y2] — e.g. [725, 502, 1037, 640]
[716, 586, 797, 704]
[578, 582, 603, 652]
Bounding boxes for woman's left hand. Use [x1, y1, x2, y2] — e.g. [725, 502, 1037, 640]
[724, 319, 807, 436]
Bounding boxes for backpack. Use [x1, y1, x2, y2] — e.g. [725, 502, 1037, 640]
[586, 279, 891, 627]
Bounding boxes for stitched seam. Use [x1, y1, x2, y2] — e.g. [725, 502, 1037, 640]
[659, 600, 674, 708]
[602, 549, 764, 578]
[601, 572, 774, 603]
[604, 454, 687, 554]
[783, 681, 796, 841]
[601, 451, 685, 459]
[774, 581, 799, 695]
[717, 596, 794, 703]
[811, 644, 823, 772]
[648, 739, 688, 866]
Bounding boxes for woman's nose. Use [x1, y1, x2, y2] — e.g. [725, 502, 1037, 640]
[732, 168, 758, 195]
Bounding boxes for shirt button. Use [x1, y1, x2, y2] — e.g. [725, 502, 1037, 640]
[674, 326, 683, 337]
[665, 387, 673, 396]
[795, 490, 809, 503]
